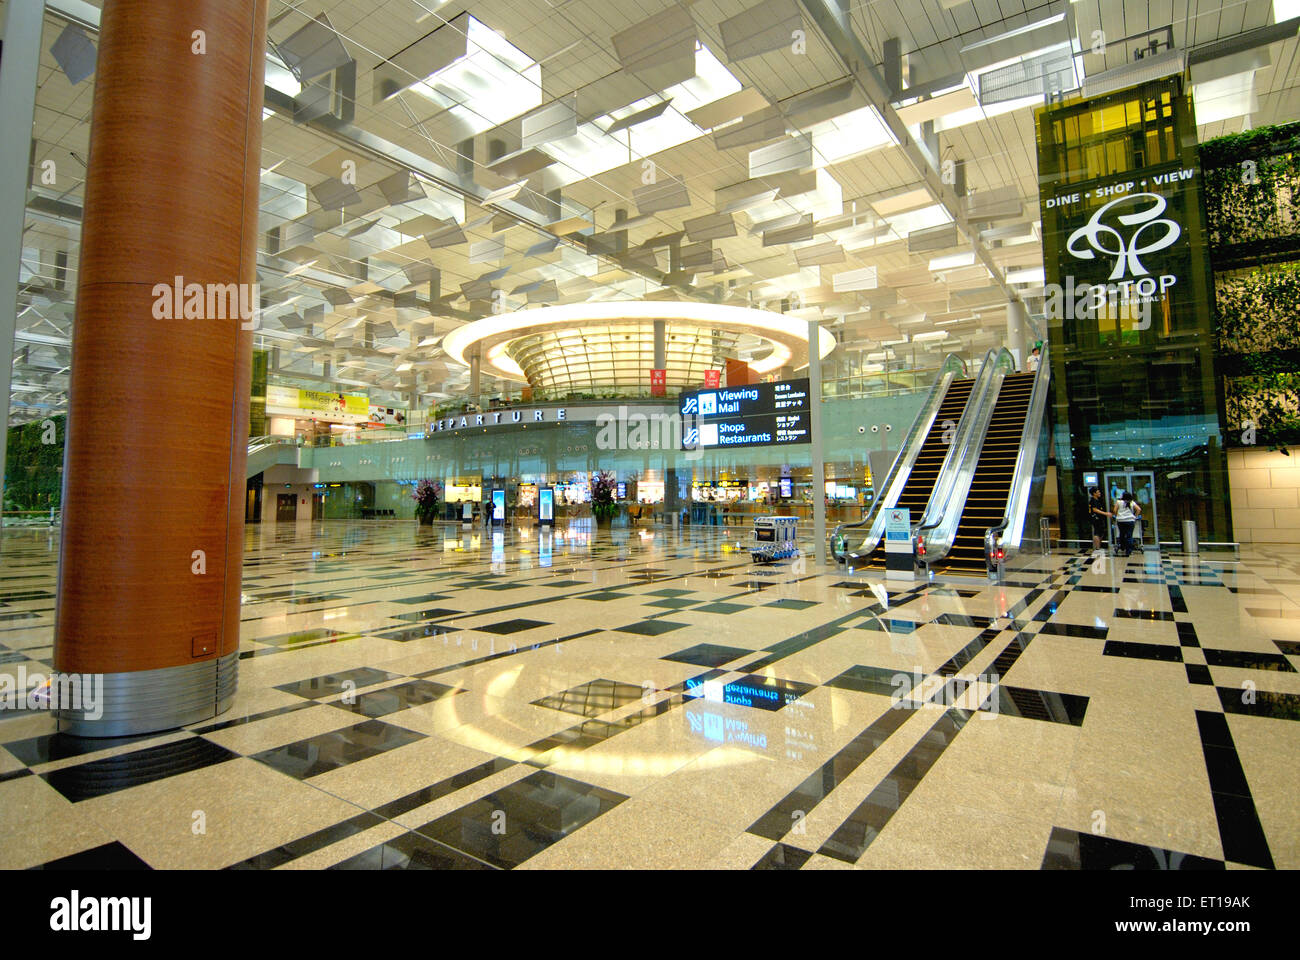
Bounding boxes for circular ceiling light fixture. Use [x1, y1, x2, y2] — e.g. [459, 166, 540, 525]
[442, 301, 837, 396]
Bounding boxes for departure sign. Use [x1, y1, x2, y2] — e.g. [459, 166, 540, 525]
[680, 378, 811, 449]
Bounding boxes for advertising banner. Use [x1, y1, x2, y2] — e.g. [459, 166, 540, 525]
[365, 405, 407, 427]
[301, 389, 368, 418]
[1042, 167, 1196, 333]
[266, 386, 369, 423]
[650, 369, 666, 396]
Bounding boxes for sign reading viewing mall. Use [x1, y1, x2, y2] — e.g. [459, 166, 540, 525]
[678, 378, 810, 449]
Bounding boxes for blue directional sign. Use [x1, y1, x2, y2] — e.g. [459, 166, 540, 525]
[680, 378, 810, 449]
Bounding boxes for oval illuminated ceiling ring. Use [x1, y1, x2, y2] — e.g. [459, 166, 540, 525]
[442, 301, 837, 385]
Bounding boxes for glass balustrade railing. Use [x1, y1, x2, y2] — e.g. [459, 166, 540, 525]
[1, 509, 60, 527]
[830, 354, 969, 565]
[917, 348, 1020, 566]
[820, 365, 944, 401]
[986, 342, 1053, 566]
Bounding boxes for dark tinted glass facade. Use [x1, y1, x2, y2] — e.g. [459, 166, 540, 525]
[1036, 76, 1231, 545]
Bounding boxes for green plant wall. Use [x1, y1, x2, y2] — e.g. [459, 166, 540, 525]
[1201, 124, 1300, 267]
[1202, 122, 1300, 452]
[4, 414, 65, 513]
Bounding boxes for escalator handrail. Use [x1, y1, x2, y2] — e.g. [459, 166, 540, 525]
[985, 342, 1052, 565]
[248, 435, 296, 453]
[832, 353, 967, 561]
[832, 353, 968, 564]
[917, 347, 1019, 562]
[914, 348, 1001, 537]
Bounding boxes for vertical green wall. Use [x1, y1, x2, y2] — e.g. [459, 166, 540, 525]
[1200, 122, 1300, 452]
[4, 414, 65, 513]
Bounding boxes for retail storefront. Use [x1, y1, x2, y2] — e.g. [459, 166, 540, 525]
[288, 389, 930, 526]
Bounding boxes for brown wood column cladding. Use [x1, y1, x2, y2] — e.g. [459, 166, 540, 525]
[55, 0, 268, 675]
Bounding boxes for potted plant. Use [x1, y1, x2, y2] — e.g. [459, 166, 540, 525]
[590, 470, 618, 528]
[412, 479, 443, 526]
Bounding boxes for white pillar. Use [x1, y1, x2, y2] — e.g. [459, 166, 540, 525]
[808, 319, 826, 566]
[1008, 300, 1029, 371]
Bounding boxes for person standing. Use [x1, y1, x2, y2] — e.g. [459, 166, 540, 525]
[1026, 346, 1041, 373]
[1114, 491, 1140, 557]
[1088, 486, 1111, 552]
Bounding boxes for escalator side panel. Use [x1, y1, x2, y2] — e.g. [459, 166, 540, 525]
[930, 373, 1036, 574]
[852, 378, 976, 569]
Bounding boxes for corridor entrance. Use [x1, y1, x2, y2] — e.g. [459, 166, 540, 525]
[275, 493, 297, 524]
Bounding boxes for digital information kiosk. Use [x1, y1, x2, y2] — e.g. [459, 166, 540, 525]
[491, 489, 506, 527]
[538, 487, 555, 527]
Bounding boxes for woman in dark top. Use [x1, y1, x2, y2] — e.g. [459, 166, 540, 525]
[1088, 487, 1112, 552]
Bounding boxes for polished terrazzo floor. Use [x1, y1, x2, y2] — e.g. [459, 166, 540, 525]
[1, 520, 1298, 870]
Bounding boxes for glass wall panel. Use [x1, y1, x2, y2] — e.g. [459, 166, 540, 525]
[1036, 76, 1231, 544]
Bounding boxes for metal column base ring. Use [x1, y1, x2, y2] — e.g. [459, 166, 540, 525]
[55, 652, 238, 738]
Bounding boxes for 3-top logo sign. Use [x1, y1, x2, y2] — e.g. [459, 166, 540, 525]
[1042, 168, 1197, 326]
[1066, 192, 1182, 280]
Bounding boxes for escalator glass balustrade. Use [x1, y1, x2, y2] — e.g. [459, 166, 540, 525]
[849, 376, 975, 570]
[928, 372, 1036, 575]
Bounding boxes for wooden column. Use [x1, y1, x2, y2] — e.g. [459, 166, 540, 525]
[54, 0, 268, 735]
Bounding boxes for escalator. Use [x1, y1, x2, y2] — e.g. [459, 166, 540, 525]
[246, 435, 299, 478]
[927, 372, 1035, 574]
[848, 375, 975, 570]
[919, 341, 1052, 578]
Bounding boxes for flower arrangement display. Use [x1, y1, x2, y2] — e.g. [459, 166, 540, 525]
[412, 479, 443, 524]
[590, 470, 618, 522]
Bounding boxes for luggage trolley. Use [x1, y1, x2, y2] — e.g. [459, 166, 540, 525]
[750, 515, 799, 562]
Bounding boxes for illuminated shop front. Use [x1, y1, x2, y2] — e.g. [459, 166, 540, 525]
[294, 384, 928, 526]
